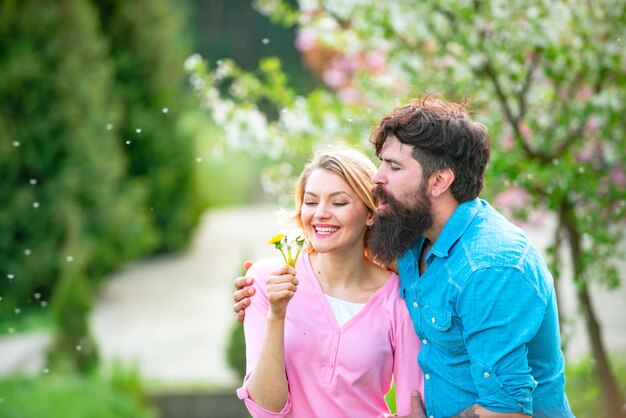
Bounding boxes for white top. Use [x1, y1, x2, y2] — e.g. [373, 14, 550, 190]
[324, 294, 366, 326]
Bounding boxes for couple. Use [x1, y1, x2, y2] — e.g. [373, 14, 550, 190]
[232, 95, 574, 418]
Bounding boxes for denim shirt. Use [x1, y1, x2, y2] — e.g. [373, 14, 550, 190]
[398, 199, 573, 418]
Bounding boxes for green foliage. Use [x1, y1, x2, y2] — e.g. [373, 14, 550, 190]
[0, 374, 155, 418]
[48, 257, 99, 374]
[0, 0, 159, 369]
[191, 0, 626, 285]
[108, 358, 145, 402]
[384, 384, 396, 415]
[92, 0, 201, 253]
[565, 354, 626, 418]
[226, 321, 246, 381]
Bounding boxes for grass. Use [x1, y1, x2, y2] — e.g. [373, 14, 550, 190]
[0, 374, 156, 418]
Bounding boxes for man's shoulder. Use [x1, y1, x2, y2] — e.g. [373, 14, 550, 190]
[458, 203, 534, 269]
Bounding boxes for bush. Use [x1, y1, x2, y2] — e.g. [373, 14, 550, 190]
[92, 0, 201, 253]
[226, 321, 246, 382]
[0, 0, 158, 369]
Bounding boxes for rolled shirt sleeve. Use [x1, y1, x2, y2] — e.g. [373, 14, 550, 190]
[459, 266, 543, 414]
[237, 382, 292, 417]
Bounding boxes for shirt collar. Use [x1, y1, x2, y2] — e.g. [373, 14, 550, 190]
[430, 198, 483, 258]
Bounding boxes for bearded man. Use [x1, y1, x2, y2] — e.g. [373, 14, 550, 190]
[233, 95, 573, 418]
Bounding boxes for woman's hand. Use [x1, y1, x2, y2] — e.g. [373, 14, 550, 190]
[266, 264, 298, 319]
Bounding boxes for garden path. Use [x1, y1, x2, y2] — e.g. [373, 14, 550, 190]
[89, 205, 281, 388]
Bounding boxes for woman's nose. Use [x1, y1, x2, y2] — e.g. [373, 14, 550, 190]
[314, 202, 330, 218]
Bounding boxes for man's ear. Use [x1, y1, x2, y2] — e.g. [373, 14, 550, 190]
[430, 168, 454, 197]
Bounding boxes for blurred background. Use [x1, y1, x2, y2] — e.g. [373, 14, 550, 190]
[1, 1, 625, 417]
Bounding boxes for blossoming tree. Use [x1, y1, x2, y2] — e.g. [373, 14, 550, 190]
[188, 1, 626, 415]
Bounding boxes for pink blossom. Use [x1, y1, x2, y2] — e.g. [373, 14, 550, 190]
[337, 87, 360, 104]
[335, 56, 360, 74]
[517, 121, 532, 141]
[295, 30, 317, 52]
[323, 68, 349, 88]
[494, 186, 531, 212]
[584, 116, 600, 133]
[610, 167, 626, 189]
[499, 133, 515, 150]
[365, 51, 387, 73]
[576, 85, 594, 101]
[576, 139, 603, 163]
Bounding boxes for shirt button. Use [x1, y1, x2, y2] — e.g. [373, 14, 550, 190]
[422, 339, 428, 345]
[431, 317, 436, 323]
[483, 372, 490, 378]
[413, 302, 418, 308]
[331, 347, 336, 352]
[328, 364, 333, 368]
[424, 374, 430, 380]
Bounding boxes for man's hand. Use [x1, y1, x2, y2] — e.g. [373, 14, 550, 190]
[389, 391, 425, 418]
[233, 260, 255, 323]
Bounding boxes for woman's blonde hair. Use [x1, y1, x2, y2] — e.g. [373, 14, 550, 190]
[289, 144, 378, 251]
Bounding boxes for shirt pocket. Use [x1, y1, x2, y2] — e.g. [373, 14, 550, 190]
[421, 304, 466, 356]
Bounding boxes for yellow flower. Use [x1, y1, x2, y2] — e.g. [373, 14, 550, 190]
[267, 233, 285, 245]
[268, 230, 305, 267]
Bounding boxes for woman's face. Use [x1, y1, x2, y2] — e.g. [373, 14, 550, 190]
[300, 168, 372, 254]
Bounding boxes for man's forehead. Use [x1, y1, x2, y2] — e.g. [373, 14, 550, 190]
[380, 136, 414, 159]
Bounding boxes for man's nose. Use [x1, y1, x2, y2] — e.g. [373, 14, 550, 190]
[372, 167, 384, 184]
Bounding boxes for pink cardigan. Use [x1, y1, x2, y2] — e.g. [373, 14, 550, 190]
[237, 254, 424, 417]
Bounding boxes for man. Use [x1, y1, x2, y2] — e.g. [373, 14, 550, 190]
[233, 96, 573, 418]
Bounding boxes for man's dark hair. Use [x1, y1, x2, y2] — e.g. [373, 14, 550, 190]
[370, 95, 490, 202]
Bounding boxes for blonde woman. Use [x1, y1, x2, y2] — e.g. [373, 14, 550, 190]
[237, 146, 424, 418]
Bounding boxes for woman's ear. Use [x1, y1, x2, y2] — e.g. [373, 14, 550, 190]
[430, 168, 454, 197]
[365, 212, 374, 228]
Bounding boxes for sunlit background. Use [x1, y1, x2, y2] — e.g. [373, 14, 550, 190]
[1, 1, 625, 417]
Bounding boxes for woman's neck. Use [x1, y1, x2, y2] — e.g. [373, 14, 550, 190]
[309, 247, 386, 303]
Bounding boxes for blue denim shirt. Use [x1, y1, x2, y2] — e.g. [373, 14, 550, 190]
[398, 199, 573, 418]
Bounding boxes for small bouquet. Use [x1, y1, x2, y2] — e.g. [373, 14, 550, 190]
[268, 230, 306, 267]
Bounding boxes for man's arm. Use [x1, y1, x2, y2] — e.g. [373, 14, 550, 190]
[452, 404, 529, 418]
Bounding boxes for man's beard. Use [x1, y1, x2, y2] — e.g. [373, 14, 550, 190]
[367, 184, 433, 265]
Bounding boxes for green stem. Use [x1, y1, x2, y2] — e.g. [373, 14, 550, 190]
[292, 247, 302, 266]
[279, 249, 289, 265]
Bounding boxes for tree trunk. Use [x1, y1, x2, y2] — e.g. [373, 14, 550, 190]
[563, 208, 625, 418]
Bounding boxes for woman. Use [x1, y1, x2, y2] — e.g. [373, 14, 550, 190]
[236, 146, 423, 417]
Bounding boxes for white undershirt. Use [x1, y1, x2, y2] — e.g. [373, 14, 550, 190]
[324, 294, 366, 326]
